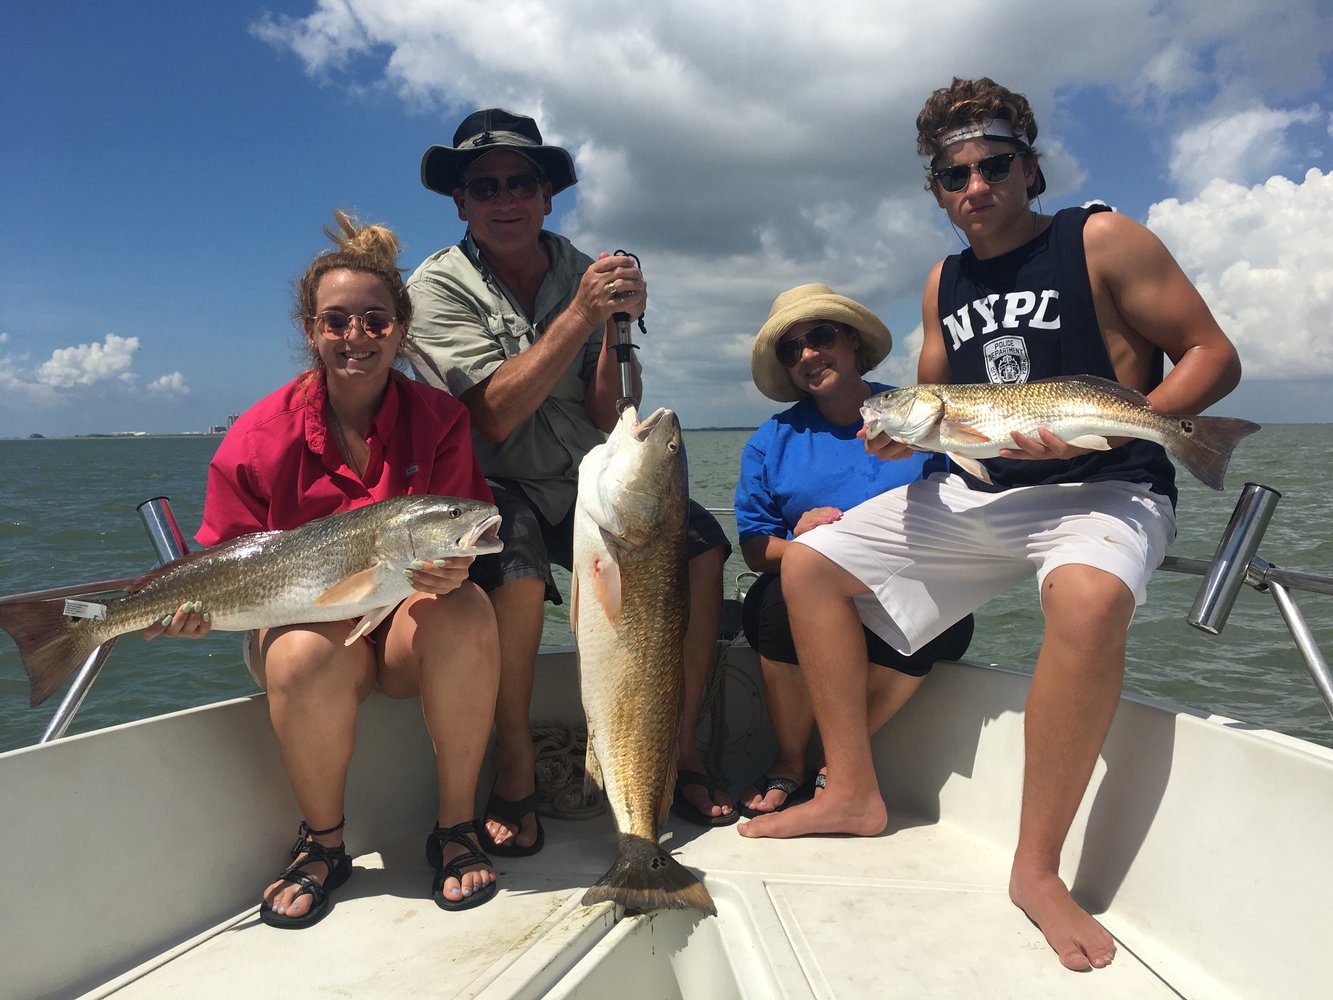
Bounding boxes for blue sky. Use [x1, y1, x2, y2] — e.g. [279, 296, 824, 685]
[3, 1, 1331, 438]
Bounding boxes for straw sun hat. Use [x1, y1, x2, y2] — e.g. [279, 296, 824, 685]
[750, 283, 893, 402]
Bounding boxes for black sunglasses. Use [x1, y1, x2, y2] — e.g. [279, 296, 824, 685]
[776, 323, 841, 368]
[930, 152, 1023, 193]
[462, 173, 543, 202]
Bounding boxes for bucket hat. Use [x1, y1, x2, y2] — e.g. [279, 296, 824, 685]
[750, 284, 892, 402]
[421, 108, 578, 197]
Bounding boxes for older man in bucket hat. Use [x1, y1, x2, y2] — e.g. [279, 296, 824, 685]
[406, 109, 735, 856]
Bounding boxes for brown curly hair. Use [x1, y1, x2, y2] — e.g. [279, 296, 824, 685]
[915, 77, 1042, 194]
[296, 209, 417, 369]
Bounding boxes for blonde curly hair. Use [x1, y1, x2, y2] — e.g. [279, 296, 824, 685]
[296, 209, 417, 369]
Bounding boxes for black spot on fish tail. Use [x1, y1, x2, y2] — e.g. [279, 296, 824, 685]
[0, 599, 103, 707]
[1166, 414, 1262, 490]
[581, 833, 716, 916]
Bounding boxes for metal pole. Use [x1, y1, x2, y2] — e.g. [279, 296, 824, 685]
[1267, 578, 1333, 720]
[37, 497, 191, 743]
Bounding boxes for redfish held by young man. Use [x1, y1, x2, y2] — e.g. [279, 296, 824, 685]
[571, 405, 716, 916]
[862, 375, 1260, 490]
[0, 495, 503, 707]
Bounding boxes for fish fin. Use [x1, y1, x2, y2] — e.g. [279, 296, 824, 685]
[583, 730, 604, 792]
[582, 834, 716, 916]
[941, 419, 993, 444]
[590, 548, 624, 622]
[1164, 413, 1262, 490]
[344, 604, 395, 646]
[0, 600, 105, 707]
[313, 564, 384, 606]
[948, 453, 993, 483]
[1063, 434, 1112, 451]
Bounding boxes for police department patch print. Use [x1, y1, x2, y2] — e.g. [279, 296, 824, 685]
[984, 336, 1030, 384]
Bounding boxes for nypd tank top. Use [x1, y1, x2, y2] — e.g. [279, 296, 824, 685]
[936, 204, 1177, 507]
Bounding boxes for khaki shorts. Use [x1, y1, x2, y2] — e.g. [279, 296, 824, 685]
[793, 474, 1176, 655]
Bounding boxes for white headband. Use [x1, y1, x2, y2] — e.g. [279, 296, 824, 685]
[938, 118, 1026, 149]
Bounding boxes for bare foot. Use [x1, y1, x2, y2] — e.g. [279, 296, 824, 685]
[1009, 866, 1116, 971]
[738, 787, 886, 839]
[677, 759, 734, 820]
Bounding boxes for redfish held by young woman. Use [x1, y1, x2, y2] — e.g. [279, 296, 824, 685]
[0, 495, 502, 707]
[862, 375, 1260, 490]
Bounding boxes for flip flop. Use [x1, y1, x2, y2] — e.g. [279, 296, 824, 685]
[739, 773, 805, 818]
[670, 769, 739, 827]
[478, 789, 545, 857]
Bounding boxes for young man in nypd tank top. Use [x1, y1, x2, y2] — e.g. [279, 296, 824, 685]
[740, 77, 1245, 973]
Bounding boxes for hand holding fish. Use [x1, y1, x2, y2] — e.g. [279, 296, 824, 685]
[141, 602, 213, 641]
[403, 555, 474, 596]
[857, 425, 919, 462]
[998, 426, 1118, 462]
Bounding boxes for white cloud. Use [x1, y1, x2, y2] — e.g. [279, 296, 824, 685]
[35, 333, 140, 389]
[1148, 168, 1333, 379]
[1168, 104, 1324, 196]
[146, 372, 191, 398]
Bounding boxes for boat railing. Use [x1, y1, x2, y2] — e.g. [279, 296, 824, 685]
[3, 483, 1330, 745]
[0, 497, 191, 743]
[709, 481, 1333, 721]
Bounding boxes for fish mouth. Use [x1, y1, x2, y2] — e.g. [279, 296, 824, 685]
[460, 513, 503, 551]
[632, 407, 672, 441]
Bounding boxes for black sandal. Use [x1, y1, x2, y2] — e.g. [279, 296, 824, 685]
[426, 820, 498, 912]
[740, 773, 804, 817]
[259, 817, 352, 930]
[670, 769, 739, 827]
[478, 789, 545, 857]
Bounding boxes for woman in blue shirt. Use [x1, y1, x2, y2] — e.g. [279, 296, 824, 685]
[735, 284, 974, 815]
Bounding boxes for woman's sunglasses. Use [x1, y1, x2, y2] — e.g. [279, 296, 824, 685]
[930, 152, 1023, 193]
[462, 174, 543, 202]
[776, 323, 840, 368]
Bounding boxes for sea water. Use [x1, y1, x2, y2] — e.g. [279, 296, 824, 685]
[1, 427, 1330, 753]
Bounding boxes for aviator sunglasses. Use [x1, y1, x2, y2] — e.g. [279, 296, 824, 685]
[312, 310, 396, 340]
[776, 323, 841, 368]
[930, 152, 1023, 193]
[462, 173, 543, 202]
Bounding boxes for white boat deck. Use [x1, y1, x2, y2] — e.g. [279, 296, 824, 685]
[95, 810, 1185, 1000]
[5, 649, 1331, 999]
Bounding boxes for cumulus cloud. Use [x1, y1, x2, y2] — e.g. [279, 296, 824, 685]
[35, 334, 139, 389]
[0, 333, 192, 406]
[1168, 104, 1324, 197]
[1148, 168, 1333, 378]
[251, 0, 1332, 425]
[145, 372, 191, 398]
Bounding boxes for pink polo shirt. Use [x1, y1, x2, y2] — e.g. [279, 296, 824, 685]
[196, 370, 492, 546]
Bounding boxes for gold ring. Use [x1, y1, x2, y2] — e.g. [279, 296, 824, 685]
[606, 280, 620, 294]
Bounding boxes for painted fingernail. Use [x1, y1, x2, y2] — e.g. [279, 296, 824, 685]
[193, 601, 203, 613]
[432, 559, 448, 568]
[202, 612, 211, 623]
[160, 615, 173, 627]
[403, 569, 415, 579]
[409, 560, 425, 570]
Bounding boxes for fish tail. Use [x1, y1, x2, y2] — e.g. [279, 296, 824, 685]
[1165, 414, 1262, 490]
[581, 833, 717, 916]
[0, 600, 103, 707]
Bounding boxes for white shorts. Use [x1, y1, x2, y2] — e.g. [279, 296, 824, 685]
[793, 474, 1176, 655]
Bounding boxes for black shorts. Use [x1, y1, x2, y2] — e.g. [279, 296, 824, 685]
[468, 478, 732, 605]
[740, 570, 974, 676]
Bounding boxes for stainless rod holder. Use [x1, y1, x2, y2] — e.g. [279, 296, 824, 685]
[137, 496, 190, 564]
[1267, 579, 1333, 720]
[1188, 483, 1281, 635]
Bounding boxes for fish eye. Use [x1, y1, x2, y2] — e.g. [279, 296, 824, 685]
[447, 505, 462, 519]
